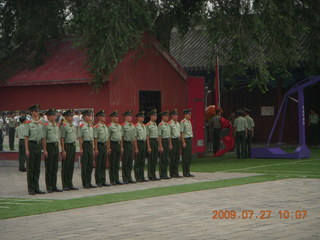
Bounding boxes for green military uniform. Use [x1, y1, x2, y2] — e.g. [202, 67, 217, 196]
[146, 109, 159, 180]
[121, 110, 137, 184]
[8, 116, 16, 150]
[0, 120, 4, 151]
[180, 109, 194, 177]
[60, 110, 78, 190]
[158, 111, 171, 179]
[169, 109, 181, 178]
[134, 111, 147, 182]
[234, 110, 248, 159]
[108, 110, 124, 185]
[16, 117, 27, 171]
[43, 115, 61, 192]
[79, 110, 95, 189]
[25, 104, 44, 195]
[243, 108, 255, 158]
[94, 110, 110, 186]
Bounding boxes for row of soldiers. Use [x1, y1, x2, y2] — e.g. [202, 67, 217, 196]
[19, 105, 194, 195]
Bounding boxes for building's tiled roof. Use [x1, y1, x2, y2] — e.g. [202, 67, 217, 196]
[2, 40, 92, 86]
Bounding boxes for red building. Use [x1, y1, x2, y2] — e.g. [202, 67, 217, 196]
[0, 36, 205, 158]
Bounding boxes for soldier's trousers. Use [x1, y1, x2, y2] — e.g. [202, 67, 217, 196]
[245, 130, 253, 158]
[45, 142, 59, 190]
[213, 128, 221, 154]
[159, 138, 169, 178]
[9, 127, 15, 150]
[62, 143, 76, 188]
[181, 137, 192, 176]
[95, 142, 107, 185]
[236, 131, 246, 159]
[81, 141, 93, 187]
[19, 139, 27, 170]
[27, 141, 42, 193]
[0, 130, 3, 151]
[122, 141, 134, 182]
[109, 141, 121, 183]
[148, 138, 158, 179]
[169, 138, 180, 177]
[134, 140, 146, 181]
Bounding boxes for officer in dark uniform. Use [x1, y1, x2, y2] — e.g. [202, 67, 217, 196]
[108, 110, 124, 185]
[25, 104, 45, 195]
[42, 108, 63, 193]
[60, 109, 79, 191]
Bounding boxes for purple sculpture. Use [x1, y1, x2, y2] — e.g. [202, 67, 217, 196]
[252, 76, 320, 159]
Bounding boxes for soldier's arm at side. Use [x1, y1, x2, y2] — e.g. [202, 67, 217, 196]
[94, 138, 98, 156]
[25, 136, 29, 157]
[60, 137, 66, 159]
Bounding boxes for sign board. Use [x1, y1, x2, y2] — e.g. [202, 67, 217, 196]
[261, 106, 274, 116]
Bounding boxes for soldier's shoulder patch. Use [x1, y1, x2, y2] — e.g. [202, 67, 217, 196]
[121, 122, 126, 126]
[181, 119, 186, 123]
[26, 120, 31, 124]
[94, 124, 99, 128]
[146, 122, 151, 126]
[44, 123, 49, 126]
[57, 124, 60, 127]
[80, 124, 84, 127]
[107, 123, 112, 127]
[158, 122, 163, 126]
[133, 123, 138, 127]
[63, 123, 67, 127]
[168, 120, 172, 124]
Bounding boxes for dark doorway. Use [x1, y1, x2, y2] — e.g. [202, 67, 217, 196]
[139, 90, 161, 123]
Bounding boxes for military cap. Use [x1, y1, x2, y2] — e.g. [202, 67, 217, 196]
[148, 109, 157, 116]
[135, 111, 145, 117]
[63, 109, 74, 116]
[122, 110, 132, 116]
[95, 110, 106, 117]
[82, 109, 92, 116]
[169, 109, 178, 116]
[182, 108, 192, 114]
[109, 110, 119, 117]
[19, 116, 27, 123]
[28, 104, 40, 112]
[237, 109, 244, 115]
[45, 108, 57, 116]
[243, 108, 251, 113]
[19, 110, 29, 115]
[159, 110, 169, 116]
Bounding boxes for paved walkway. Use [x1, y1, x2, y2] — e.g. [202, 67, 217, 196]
[0, 178, 319, 240]
[0, 166, 261, 199]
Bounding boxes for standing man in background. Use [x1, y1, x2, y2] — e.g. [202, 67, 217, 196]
[16, 116, 27, 172]
[121, 110, 138, 184]
[158, 110, 171, 180]
[134, 111, 148, 182]
[42, 108, 63, 193]
[180, 108, 194, 177]
[60, 109, 79, 191]
[212, 109, 222, 154]
[79, 110, 96, 189]
[168, 109, 182, 178]
[243, 108, 255, 158]
[233, 110, 248, 159]
[108, 110, 124, 185]
[94, 110, 111, 187]
[8, 112, 17, 150]
[25, 104, 45, 195]
[146, 109, 160, 181]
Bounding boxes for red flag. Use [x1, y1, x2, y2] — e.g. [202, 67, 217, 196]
[214, 57, 220, 108]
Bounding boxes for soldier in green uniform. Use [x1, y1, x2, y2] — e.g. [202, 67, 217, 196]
[16, 116, 27, 171]
[134, 111, 148, 182]
[243, 108, 255, 158]
[121, 110, 138, 184]
[24, 104, 45, 195]
[146, 109, 160, 181]
[42, 108, 63, 193]
[158, 110, 171, 179]
[233, 110, 248, 159]
[108, 110, 124, 185]
[79, 110, 96, 189]
[168, 109, 182, 178]
[180, 108, 194, 177]
[60, 109, 79, 191]
[8, 112, 17, 150]
[94, 110, 111, 187]
[0, 116, 4, 151]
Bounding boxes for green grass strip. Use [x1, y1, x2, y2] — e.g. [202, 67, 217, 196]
[0, 174, 283, 220]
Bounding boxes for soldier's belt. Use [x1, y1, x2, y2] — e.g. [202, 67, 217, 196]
[111, 141, 121, 144]
[124, 140, 133, 143]
[65, 142, 75, 145]
[29, 140, 41, 144]
[83, 141, 93, 144]
[47, 142, 58, 146]
[137, 140, 146, 143]
[19, 139, 25, 142]
[98, 142, 106, 144]
[149, 138, 158, 141]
